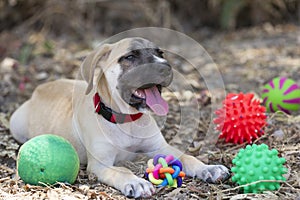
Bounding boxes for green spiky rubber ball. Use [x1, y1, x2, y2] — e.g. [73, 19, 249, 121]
[231, 144, 287, 193]
[17, 134, 80, 185]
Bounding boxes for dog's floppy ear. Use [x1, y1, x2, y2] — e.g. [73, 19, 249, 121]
[81, 44, 112, 95]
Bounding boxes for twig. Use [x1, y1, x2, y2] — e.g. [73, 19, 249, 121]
[224, 142, 246, 153]
[0, 165, 15, 174]
[0, 177, 10, 183]
[210, 179, 300, 195]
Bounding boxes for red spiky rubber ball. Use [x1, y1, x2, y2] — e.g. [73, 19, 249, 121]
[214, 93, 267, 144]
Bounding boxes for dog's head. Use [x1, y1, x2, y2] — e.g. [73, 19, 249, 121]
[81, 37, 173, 116]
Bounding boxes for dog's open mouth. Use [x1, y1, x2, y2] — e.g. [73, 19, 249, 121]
[129, 85, 169, 116]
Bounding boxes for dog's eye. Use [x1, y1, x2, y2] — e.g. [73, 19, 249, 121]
[124, 55, 135, 61]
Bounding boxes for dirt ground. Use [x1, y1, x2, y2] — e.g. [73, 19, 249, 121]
[0, 24, 299, 199]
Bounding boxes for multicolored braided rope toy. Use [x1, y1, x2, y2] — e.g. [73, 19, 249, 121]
[145, 154, 185, 187]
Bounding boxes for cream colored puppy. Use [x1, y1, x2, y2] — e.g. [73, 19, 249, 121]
[10, 37, 229, 198]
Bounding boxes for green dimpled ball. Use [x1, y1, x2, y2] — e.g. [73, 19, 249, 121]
[17, 134, 80, 185]
[262, 77, 300, 114]
[231, 144, 287, 193]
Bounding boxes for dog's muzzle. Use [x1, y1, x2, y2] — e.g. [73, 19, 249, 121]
[118, 63, 173, 115]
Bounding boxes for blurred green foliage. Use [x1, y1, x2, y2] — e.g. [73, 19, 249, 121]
[219, 0, 247, 29]
[19, 44, 33, 65]
[212, 0, 292, 29]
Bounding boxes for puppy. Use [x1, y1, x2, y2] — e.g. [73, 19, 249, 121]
[10, 37, 229, 198]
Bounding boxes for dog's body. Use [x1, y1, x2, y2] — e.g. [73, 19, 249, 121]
[10, 38, 229, 198]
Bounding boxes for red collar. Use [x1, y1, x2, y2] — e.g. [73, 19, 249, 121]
[93, 93, 143, 124]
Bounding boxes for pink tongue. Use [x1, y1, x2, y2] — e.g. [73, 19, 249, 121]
[144, 87, 169, 116]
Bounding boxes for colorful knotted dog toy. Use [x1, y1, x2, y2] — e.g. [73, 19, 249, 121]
[145, 154, 185, 187]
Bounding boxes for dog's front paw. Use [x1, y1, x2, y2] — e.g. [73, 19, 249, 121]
[122, 177, 155, 198]
[198, 165, 230, 183]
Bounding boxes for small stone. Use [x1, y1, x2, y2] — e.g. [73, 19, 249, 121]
[181, 63, 194, 73]
[35, 72, 49, 80]
[79, 185, 90, 195]
[0, 57, 18, 73]
[272, 129, 284, 139]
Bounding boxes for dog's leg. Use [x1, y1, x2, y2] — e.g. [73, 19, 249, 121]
[148, 143, 230, 183]
[87, 156, 155, 198]
[180, 153, 230, 183]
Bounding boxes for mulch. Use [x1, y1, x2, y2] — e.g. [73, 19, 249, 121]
[0, 24, 299, 199]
